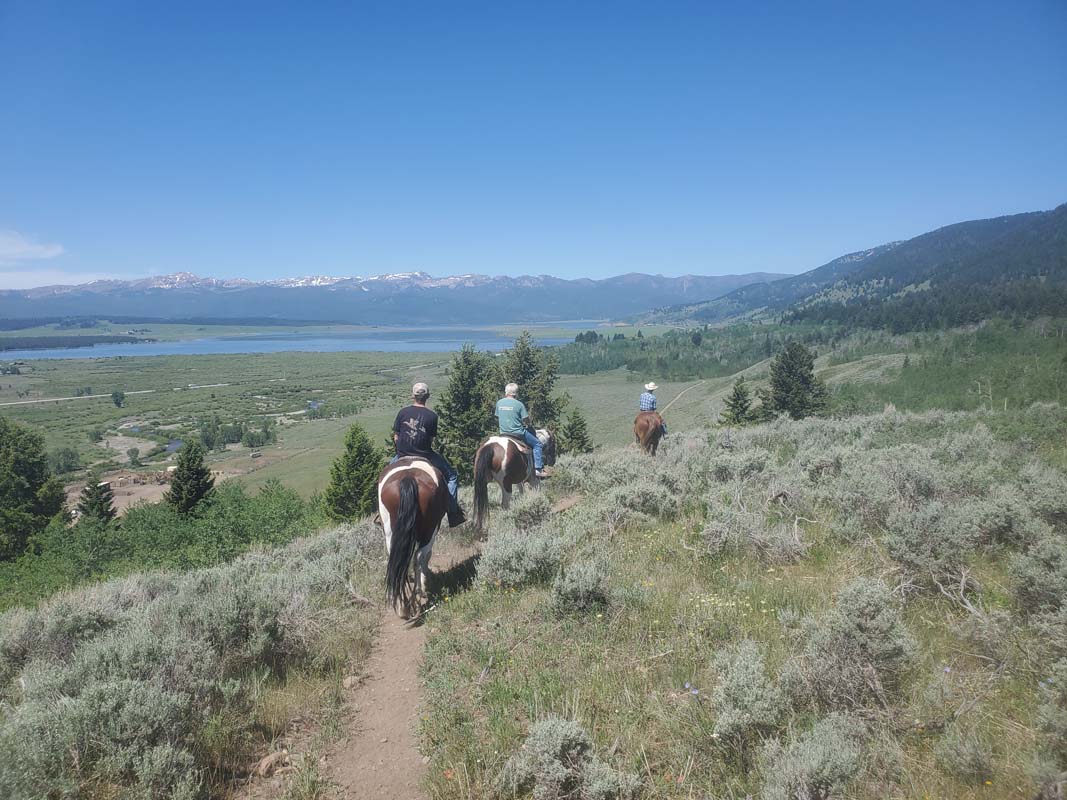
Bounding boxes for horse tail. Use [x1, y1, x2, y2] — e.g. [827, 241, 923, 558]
[473, 444, 494, 532]
[385, 475, 420, 612]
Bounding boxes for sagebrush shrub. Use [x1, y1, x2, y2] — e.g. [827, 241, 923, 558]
[497, 716, 639, 800]
[759, 713, 865, 800]
[884, 502, 978, 590]
[603, 482, 680, 521]
[1010, 534, 1067, 616]
[504, 492, 553, 531]
[1018, 462, 1067, 526]
[1034, 658, 1067, 775]
[479, 525, 562, 588]
[552, 560, 610, 616]
[934, 725, 994, 784]
[703, 502, 807, 565]
[711, 639, 785, 749]
[783, 578, 915, 709]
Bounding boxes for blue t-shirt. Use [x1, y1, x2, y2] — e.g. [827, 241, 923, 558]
[495, 397, 528, 435]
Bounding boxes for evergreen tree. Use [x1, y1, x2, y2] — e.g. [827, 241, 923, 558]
[559, 407, 594, 454]
[324, 422, 383, 521]
[766, 342, 828, 419]
[126, 447, 141, 467]
[501, 331, 566, 429]
[437, 345, 498, 481]
[719, 377, 754, 426]
[111, 390, 125, 408]
[77, 476, 116, 523]
[164, 442, 215, 514]
[0, 416, 65, 560]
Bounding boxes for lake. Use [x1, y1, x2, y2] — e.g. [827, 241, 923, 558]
[0, 327, 583, 360]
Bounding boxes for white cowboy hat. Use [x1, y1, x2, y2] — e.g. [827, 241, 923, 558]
[644, 382, 658, 391]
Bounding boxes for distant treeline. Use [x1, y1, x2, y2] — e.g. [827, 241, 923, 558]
[0, 335, 152, 351]
[0, 315, 348, 329]
[558, 323, 834, 379]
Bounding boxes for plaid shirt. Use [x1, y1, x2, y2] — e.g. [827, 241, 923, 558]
[639, 391, 658, 411]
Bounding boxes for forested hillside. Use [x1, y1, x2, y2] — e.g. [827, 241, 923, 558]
[644, 203, 1067, 333]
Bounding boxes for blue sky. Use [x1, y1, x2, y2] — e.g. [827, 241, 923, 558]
[1, 1, 1065, 288]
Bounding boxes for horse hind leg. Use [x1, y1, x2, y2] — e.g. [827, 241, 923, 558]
[501, 483, 513, 510]
[415, 535, 435, 603]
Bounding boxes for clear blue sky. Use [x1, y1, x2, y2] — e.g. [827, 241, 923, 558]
[1, 0, 1065, 288]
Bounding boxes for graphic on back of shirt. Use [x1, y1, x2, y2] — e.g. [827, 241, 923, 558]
[394, 405, 437, 456]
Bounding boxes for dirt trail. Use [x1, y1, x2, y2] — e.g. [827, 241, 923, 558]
[329, 537, 479, 800]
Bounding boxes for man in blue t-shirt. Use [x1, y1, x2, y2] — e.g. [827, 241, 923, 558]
[495, 382, 546, 478]
[391, 382, 465, 527]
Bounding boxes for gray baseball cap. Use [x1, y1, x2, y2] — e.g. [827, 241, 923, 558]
[412, 382, 430, 399]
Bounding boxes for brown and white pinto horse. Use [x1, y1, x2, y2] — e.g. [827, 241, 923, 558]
[634, 411, 665, 456]
[472, 429, 556, 532]
[377, 456, 448, 618]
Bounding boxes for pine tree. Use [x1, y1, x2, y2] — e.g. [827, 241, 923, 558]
[0, 416, 65, 560]
[437, 345, 498, 481]
[164, 441, 215, 514]
[324, 422, 383, 521]
[767, 342, 828, 419]
[501, 331, 566, 429]
[559, 407, 593, 454]
[719, 377, 754, 426]
[77, 477, 116, 523]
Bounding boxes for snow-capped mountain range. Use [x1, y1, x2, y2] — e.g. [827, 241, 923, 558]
[0, 270, 788, 324]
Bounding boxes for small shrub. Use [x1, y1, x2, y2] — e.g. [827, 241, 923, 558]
[497, 716, 639, 800]
[479, 525, 561, 588]
[703, 504, 807, 565]
[1010, 535, 1067, 616]
[934, 725, 994, 784]
[783, 578, 915, 709]
[1034, 658, 1067, 775]
[604, 482, 680, 521]
[711, 639, 785, 753]
[1018, 462, 1067, 526]
[503, 492, 553, 531]
[884, 502, 978, 590]
[710, 447, 770, 483]
[552, 561, 610, 616]
[759, 713, 865, 800]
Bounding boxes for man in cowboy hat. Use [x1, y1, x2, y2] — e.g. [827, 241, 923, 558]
[495, 382, 547, 478]
[391, 382, 466, 527]
[639, 381, 667, 436]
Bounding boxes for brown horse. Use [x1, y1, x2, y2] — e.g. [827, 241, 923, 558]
[634, 411, 665, 455]
[377, 456, 448, 618]
[472, 429, 556, 532]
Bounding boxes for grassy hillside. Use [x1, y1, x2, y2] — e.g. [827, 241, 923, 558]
[421, 405, 1067, 799]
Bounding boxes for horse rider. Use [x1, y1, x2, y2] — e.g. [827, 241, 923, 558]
[639, 381, 667, 436]
[391, 382, 466, 527]
[495, 382, 547, 479]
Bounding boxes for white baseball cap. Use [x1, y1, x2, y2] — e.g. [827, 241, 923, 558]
[412, 382, 430, 399]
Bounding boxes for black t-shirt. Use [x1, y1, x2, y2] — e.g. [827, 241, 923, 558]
[392, 404, 438, 457]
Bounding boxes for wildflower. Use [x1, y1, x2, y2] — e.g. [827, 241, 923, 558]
[943, 666, 952, 673]
[443, 768, 455, 780]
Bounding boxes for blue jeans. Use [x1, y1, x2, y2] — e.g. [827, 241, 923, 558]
[391, 452, 460, 514]
[522, 429, 544, 470]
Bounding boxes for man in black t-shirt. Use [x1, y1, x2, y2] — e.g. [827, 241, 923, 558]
[391, 382, 465, 527]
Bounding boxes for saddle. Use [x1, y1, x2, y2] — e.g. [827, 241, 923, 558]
[498, 433, 532, 454]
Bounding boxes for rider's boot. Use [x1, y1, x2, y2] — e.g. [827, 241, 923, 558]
[447, 506, 467, 528]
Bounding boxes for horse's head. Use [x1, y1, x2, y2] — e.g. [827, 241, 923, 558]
[536, 428, 557, 466]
